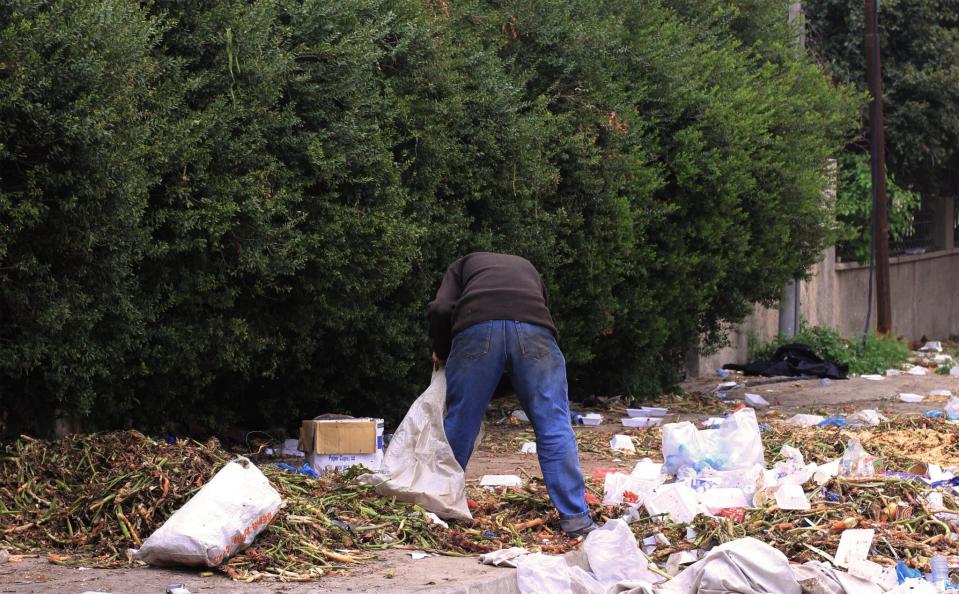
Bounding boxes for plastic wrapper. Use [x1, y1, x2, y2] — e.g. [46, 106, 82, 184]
[838, 438, 876, 478]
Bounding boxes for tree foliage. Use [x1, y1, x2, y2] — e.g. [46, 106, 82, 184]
[0, 0, 857, 435]
[805, 0, 959, 197]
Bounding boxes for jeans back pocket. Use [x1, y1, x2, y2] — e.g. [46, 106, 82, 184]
[451, 320, 493, 360]
[516, 322, 552, 359]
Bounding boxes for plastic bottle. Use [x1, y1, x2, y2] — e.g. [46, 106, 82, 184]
[930, 555, 949, 592]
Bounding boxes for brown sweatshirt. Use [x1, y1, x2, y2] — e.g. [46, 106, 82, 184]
[427, 252, 557, 360]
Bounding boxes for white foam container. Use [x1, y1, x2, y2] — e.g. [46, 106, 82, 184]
[622, 416, 663, 428]
[581, 413, 603, 426]
[627, 407, 668, 418]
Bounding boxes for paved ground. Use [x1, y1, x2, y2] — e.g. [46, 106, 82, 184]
[3, 369, 957, 594]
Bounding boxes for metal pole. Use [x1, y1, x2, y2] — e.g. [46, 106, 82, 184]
[865, 0, 892, 334]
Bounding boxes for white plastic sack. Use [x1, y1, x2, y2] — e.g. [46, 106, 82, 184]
[357, 369, 472, 520]
[516, 553, 574, 594]
[665, 537, 802, 594]
[131, 457, 281, 567]
[662, 409, 764, 475]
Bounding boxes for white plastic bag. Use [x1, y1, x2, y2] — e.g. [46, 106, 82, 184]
[667, 537, 802, 594]
[516, 553, 574, 594]
[945, 396, 959, 420]
[584, 519, 661, 585]
[662, 409, 764, 475]
[131, 457, 281, 567]
[357, 369, 472, 520]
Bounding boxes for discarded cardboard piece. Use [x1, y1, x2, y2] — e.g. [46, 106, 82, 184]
[299, 418, 381, 455]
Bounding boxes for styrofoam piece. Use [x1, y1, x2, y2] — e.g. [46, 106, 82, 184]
[609, 434, 636, 453]
[622, 416, 662, 428]
[480, 474, 523, 488]
[627, 407, 668, 418]
[899, 393, 924, 403]
[920, 341, 943, 352]
[885, 368, 902, 376]
[929, 389, 953, 398]
[786, 414, 825, 427]
[520, 441, 537, 454]
[644, 483, 700, 524]
[631, 458, 664, 481]
[774, 484, 810, 510]
[744, 393, 770, 408]
[906, 366, 928, 376]
[581, 413, 603, 426]
[861, 374, 885, 381]
[834, 528, 874, 568]
[511, 409, 529, 422]
[699, 487, 749, 514]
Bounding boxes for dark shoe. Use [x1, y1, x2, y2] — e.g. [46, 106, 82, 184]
[564, 521, 598, 538]
[559, 514, 599, 538]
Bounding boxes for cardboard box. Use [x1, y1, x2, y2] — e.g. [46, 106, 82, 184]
[299, 418, 384, 475]
[299, 418, 383, 454]
[308, 451, 384, 475]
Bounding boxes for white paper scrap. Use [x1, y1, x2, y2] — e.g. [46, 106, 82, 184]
[520, 441, 537, 454]
[410, 551, 430, 560]
[775, 484, 810, 511]
[861, 374, 885, 381]
[834, 528, 874, 568]
[745, 393, 770, 408]
[906, 366, 928, 376]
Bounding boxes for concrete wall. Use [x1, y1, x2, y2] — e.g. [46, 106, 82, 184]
[689, 247, 959, 377]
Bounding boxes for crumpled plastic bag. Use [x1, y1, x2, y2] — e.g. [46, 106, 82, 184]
[358, 369, 472, 520]
[479, 547, 529, 568]
[662, 409, 764, 475]
[663, 537, 802, 594]
[131, 457, 281, 567]
[584, 519, 663, 586]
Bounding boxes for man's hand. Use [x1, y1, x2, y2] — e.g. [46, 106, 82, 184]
[432, 352, 445, 370]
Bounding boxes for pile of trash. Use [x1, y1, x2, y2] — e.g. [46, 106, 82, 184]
[552, 407, 959, 593]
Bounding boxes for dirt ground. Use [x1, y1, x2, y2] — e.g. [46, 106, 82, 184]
[3, 370, 957, 594]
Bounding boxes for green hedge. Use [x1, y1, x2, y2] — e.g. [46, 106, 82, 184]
[0, 0, 858, 435]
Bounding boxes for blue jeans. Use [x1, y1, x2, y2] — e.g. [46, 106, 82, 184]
[444, 320, 590, 528]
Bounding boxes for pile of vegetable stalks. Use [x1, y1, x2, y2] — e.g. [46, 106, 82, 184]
[0, 431, 578, 581]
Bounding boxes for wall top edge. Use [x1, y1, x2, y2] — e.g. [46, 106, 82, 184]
[834, 247, 959, 271]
